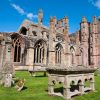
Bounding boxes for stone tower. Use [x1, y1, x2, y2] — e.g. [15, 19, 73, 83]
[38, 9, 43, 36]
[90, 16, 97, 67]
[48, 17, 56, 65]
[80, 16, 89, 66]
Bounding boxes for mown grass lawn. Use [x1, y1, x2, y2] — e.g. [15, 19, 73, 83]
[0, 71, 100, 100]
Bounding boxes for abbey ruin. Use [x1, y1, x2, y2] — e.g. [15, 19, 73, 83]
[0, 10, 98, 99]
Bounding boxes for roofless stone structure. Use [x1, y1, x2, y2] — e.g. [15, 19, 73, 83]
[0, 10, 98, 98]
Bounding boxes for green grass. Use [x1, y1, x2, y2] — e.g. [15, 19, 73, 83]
[0, 71, 62, 100]
[0, 71, 100, 100]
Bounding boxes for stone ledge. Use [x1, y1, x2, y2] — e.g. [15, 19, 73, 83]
[46, 65, 96, 74]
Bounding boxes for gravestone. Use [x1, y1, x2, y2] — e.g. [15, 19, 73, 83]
[1, 62, 14, 87]
[0, 35, 14, 87]
[4, 74, 12, 87]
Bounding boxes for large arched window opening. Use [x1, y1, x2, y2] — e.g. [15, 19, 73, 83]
[34, 40, 46, 64]
[70, 47, 75, 65]
[20, 27, 27, 35]
[55, 44, 62, 64]
[79, 49, 83, 65]
[13, 38, 22, 62]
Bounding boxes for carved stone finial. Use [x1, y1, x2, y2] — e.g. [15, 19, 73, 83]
[93, 16, 97, 24]
[82, 16, 87, 23]
[62, 16, 68, 26]
[38, 9, 43, 23]
[50, 16, 53, 22]
[53, 16, 57, 25]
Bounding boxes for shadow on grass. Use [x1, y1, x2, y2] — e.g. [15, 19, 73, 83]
[21, 86, 27, 91]
[35, 72, 47, 77]
[35, 75, 47, 77]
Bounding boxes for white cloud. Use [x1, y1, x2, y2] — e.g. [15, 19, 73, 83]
[89, 0, 100, 9]
[11, 3, 25, 15]
[88, 0, 94, 4]
[10, 3, 38, 20]
[95, 0, 100, 9]
[26, 13, 38, 20]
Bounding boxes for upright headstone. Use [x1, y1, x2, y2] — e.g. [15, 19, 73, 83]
[4, 74, 12, 87]
[0, 35, 14, 87]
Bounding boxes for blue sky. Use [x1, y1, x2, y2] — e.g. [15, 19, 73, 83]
[0, 0, 100, 33]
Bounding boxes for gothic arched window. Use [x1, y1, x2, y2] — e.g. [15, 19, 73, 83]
[34, 40, 45, 64]
[13, 38, 21, 62]
[55, 44, 62, 64]
[70, 47, 75, 65]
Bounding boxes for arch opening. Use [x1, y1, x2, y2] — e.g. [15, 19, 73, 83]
[34, 40, 46, 64]
[13, 38, 22, 62]
[55, 43, 63, 64]
[20, 27, 27, 35]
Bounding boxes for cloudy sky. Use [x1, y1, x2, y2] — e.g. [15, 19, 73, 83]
[0, 0, 100, 33]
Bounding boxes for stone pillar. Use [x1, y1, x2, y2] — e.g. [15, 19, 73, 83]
[48, 51, 55, 65]
[63, 76, 71, 100]
[48, 16, 56, 66]
[80, 17, 89, 67]
[90, 76, 95, 91]
[90, 81, 95, 91]
[40, 48, 42, 63]
[38, 9, 43, 37]
[48, 84, 54, 94]
[26, 47, 34, 67]
[63, 87, 71, 100]
[48, 75, 54, 94]
[0, 44, 5, 70]
[5, 41, 15, 76]
[0, 41, 5, 82]
[79, 83, 84, 95]
[5, 44, 12, 62]
[38, 48, 40, 63]
[35, 48, 37, 63]
[43, 47, 47, 65]
[91, 16, 97, 67]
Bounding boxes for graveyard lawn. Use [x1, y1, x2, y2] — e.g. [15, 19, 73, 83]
[0, 71, 100, 100]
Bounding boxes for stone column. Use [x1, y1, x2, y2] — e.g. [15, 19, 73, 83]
[63, 87, 71, 100]
[48, 51, 55, 65]
[0, 41, 5, 81]
[6, 44, 12, 62]
[38, 48, 40, 63]
[40, 48, 42, 63]
[48, 75, 54, 94]
[63, 76, 71, 100]
[26, 47, 34, 66]
[0, 44, 5, 70]
[35, 48, 37, 63]
[48, 84, 54, 94]
[3, 38, 14, 86]
[90, 81, 95, 91]
[90, 77, 95, 91]
[43, 47, 47, 65]
[79, 83, 84, 95]
[79, 75, 84, 95]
